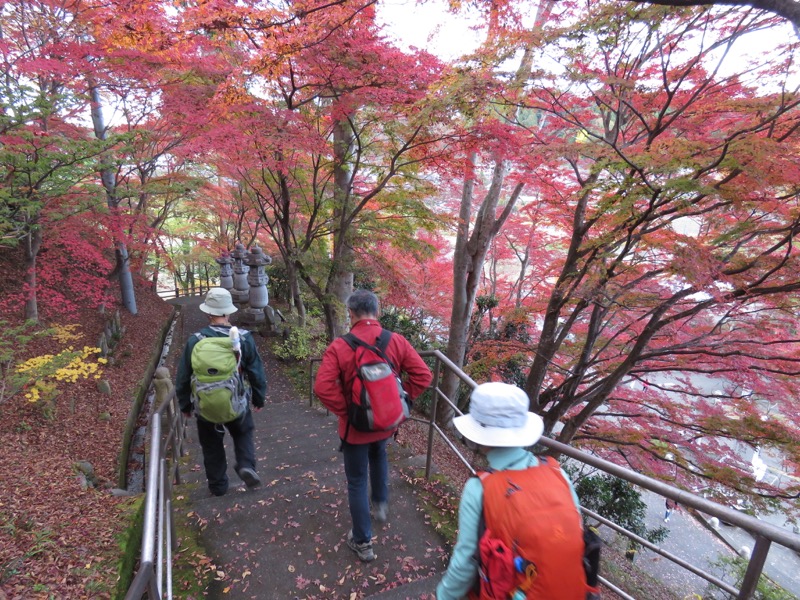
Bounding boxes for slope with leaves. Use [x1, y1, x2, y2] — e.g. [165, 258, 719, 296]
[0, 246, 173, 598]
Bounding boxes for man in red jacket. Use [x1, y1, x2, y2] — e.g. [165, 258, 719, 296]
[314, 289, 432, 562]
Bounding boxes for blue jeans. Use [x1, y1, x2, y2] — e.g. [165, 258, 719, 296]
[196, 409, 256, 495]
[341, 438, 389, 544]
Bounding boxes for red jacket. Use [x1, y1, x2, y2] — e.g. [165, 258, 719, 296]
[313, 319, 433, 444]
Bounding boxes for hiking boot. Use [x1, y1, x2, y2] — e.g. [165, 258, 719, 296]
[347, 530, 375, 562]
[238, 467, 261, 489]
[372, 502, 389, 523]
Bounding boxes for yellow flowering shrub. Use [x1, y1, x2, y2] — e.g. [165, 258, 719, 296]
[51, 324, 84, 345]
[14, 327, 106, 406]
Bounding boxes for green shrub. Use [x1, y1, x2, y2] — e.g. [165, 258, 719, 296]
[568, 468, 669, 548]
[705, 556, 796, 600]
[273, 326, 327, 362]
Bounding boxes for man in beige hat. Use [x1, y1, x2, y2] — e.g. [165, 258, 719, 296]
[437, 382, 591, 600]
[176, 287, 267, 496]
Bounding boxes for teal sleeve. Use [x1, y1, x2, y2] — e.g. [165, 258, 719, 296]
[436, 477, 483, 600]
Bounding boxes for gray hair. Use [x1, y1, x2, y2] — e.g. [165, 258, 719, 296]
[346, 289, 379, 317]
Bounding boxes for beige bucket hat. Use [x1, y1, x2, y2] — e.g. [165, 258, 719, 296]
[199, 287, 237, 316]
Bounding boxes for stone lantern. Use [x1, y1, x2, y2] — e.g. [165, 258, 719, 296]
[242, 244, 272, 324]
[216, 251, 234, 292]
[230, 242, 250, 306]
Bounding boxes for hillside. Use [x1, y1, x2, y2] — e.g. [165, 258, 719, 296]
[0, 248, 174, 599]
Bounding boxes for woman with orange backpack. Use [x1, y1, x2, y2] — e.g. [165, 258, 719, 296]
[436, 382, 598, 600]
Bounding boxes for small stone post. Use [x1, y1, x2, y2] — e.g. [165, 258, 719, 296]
[230, 242, 250, 306]
[153, 366, 173, 408]
[216, 251, 234, 292]
[241, 244, 272, 324]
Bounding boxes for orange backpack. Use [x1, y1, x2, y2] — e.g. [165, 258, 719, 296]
[470, 457, 589, 600]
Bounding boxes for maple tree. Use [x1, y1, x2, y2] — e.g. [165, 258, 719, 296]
[203, 0, 449, 338]
[435, 0, 556, 423]
[0, 0, 192, 319]
[0, 0, 124, 322]
[89, 86, 138, 315]
[79, 0, 238, 309]
[0, 0, 251, 311]
[458, 1, 800, 504]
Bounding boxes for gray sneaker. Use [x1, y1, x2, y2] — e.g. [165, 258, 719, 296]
[372, 502, 389, 523]
[347, 530, 375, 562]
[238, 467, 261, 488]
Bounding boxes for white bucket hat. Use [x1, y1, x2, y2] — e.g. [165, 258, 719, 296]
[453, 382, 544, 448]
[199, 287, 237, 316]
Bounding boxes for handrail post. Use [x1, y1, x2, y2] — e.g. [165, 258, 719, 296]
[160, 456, 173, 600]
[172, 413, 183, 484]
[424, 356, 442, 480]
[308, 359, 314, 406]
[738, 535, 771, 599]
[156, 457, 166, 597]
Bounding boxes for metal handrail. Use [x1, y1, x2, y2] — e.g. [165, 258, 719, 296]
[124, 381, 185, 600]
[131, 344, 800, 599]
[309, 348, 800, 600]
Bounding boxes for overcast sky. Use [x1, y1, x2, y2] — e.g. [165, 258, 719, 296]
[376, 0, 484, 60]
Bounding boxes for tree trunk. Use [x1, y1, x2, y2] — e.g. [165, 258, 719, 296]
[90, 84, 137, 315]
[438, 158, 523, 425]
[285, 258, 307, 327]
[324, 118, 356, 340]
[22, 229, 42, 322]
[437, 3, 553, 426]
[275, 168, 307, 327]
[150, 258, 159, 290]
[437, 155, 477, 424]
[326, 247, 354, 338]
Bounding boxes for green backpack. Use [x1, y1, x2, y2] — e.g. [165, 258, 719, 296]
[190, 332, 249, 423]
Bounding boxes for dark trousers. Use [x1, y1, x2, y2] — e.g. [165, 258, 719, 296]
[342, 438, 389, 544]
[196, 409, 256, 495]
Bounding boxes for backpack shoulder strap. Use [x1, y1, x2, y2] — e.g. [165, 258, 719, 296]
[342, 330, 398, 372]
[477, 469, 494, 483]
[208, 325, 232, 336]
[342, 332, 360, 351]
[471, 470, 493, 598]
[540, 456, 563, 476]
[342, 329, 391, 350]
[376, 329, 392, 352]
